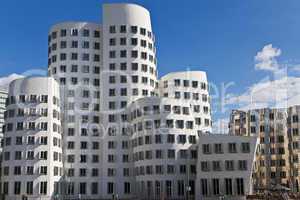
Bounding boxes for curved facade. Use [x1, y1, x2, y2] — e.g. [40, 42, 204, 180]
[2, 3, 214, 200]
[100, 4, 158, 199]
[2, 77, 62, 200]
[48, 22, 103, 198]
[159, 71, 211, 133]
[129, 96, 198, 199]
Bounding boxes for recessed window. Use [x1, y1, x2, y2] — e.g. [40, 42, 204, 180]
[120, 37, 126, 45]
[131, 38, 138, 45]
[140, 28, 146, 35]
[71, 29, 78, 36]
[94, 30, 100, 38]
[120, 25, 126, 33]
[83, 29, 90, 37]
[131, 51, 138, 58]
[109, 26, 116, 33]
[109, 38, 116, 46]
[131, 26, 138, 33]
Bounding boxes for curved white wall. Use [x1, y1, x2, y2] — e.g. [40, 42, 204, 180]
[159, 71, 212, 133]
[100, 4, 157, 198]
[128, 96, 199, 199]
[2, 77, 62, 200]
[48, 22, 103, 198]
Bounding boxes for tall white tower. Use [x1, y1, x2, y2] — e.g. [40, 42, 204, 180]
[100, 4, 158, 198]
[48, 22, 103, 197]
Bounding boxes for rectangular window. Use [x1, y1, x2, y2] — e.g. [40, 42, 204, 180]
[91, 182, 98, 194]
[26, 181, 33, 195]
[236, 178, 244, 195]
[201, 179, 208, 196]
[108, 182, 114, 194]
[212, 179, 220, 195]
[80, 182, 86, 194]
[14, 182, 21, 194]
[40, 181, 47, 194]
[225, 178, 233, 195]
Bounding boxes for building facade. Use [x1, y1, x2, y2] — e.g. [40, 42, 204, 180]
[229, 107, 300, 193]
[48, 21, 103, 198]
[196, 134, 257, 200]
[1, 3, 212, 200]
[2, 77, 63, 200]
[0, 89, 8, 146]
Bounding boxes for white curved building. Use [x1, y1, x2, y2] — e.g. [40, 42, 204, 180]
[159, 71, 211, 133]
[2, 3, 215, 200]
[48, 22, 103, 198]
[2, 77, 62, 200]
[100, 4, 158, 199]
[129, 96, 199, 199]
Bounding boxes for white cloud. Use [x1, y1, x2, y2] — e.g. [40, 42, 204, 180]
[212, 118, 229, 134]
[291, 64, 300, 72]
[225, 76, 300, 110]
[255, 44, 281, 72]
[0, 73, 24, 90]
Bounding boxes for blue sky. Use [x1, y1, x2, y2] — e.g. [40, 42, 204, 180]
[1, 0, 300, 132]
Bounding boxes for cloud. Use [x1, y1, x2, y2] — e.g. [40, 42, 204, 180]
[0, 73, 24, 90]
[213, 43, 300, 133]
[225, 76, 300, 110]
[290, 64, 300, 72]
[255, 44, 281, 72]
[212, 118, 229, 134]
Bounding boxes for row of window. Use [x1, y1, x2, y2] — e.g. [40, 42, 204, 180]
[163, 79, 207, 90]
[256, 158, 287, 167]
[247, 112, 291, 122]
[3, 151, 62, 162]
[258, 146, 286, 155]
[49, 53, 100, 64]
[109, 37, 154, 50]
[52, 65, 100, 74]
[49, 28, 100, 41]
[200, 160, 248, 172]
[49, 41, 100, 53]
[66, 115, 100, 124]
[254, 170, 288, 179]
[3, 122, 61, 133]
[133, 149, 197, 161]
[129, 104, 209, 119]
[4, 108, 59, 119]
[134, 164, 197, 176]
[104, 118, 210, 137]
[129, 119, 210, 132]
[108, 62, 157, 75]
[202, 142, 251, 154]
[6, 95, 59, 106]
[200, 178, 245, 196]
[109, 25, 153, 40]
[58, 77, 100, 87]
[108, 50, 156, 64]
[259, 135, 285, 143]
[137, 180, 195, 197]
[2, 180, 108, 196]
[107, 88, 156, 98]
[131, 134, 197, 147]
[108, 76, 157, 87]
[2, 165, 63, 177]
[3, 135, 61, 147]
[66, 154, 100, 164]
[66, 127, 100, 138]
[2, 181, 48, 195]
[169, 91, 209, 102]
